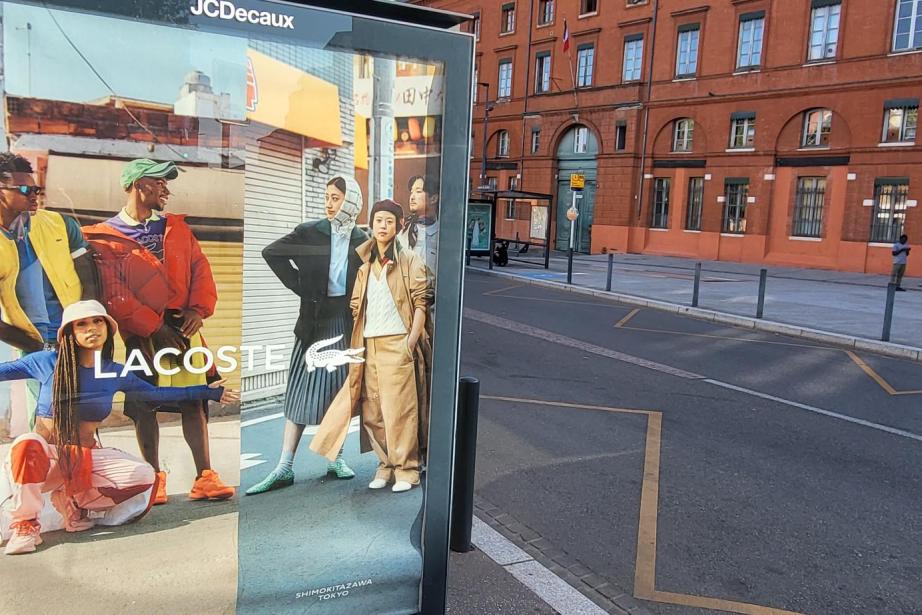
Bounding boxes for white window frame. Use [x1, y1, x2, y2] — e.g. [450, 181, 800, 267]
[498, 61, 513, 98]
[676, 26, 700, 78]
[883, 106, 918, 143]
[574, 127, 589, 154]
[531, 129, 541, 154]
[893, 0, 922, 52]
[623, 36, 644, 82]
[673, 119, 694, 152]
[577, 46, 595, 87]
[535, 53, 552, 93]
[497, 130, 510, 157]
[730, 116, 756, 149]
[802, 109, 832, 147]
[472, 12, 481, 41]
[651, 178, 671, 229]
[737, 15, 764, 69]
[808, 2, 840, 61]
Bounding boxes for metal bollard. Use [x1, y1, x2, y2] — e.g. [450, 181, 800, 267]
[567, 246, 574, 284]
[450, 377, 481, 553]
[882, 283, 896, 342]
[692, 262, 702, 307]
[756, 268, 767, 319]
[605, 253, 614, 292]
[488, 239, 494, 270]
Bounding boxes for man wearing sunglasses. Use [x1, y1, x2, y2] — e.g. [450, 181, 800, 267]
[0, 152, 98, 427]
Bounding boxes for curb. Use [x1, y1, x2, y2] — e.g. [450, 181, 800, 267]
[469, 267, 922, 363]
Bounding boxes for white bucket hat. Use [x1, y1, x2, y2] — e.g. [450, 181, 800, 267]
[57, 300, 119, 342]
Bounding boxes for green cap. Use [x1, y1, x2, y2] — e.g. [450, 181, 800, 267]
[120, 159, 179, 190]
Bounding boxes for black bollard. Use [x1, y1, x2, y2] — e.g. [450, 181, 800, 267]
[882, 283, 896, 342]
[692, 262, 702, 307]
[756, 268, 767, 319]
[450, 377, 481, 553]
[606, 252, 614, 292]
[567, 246, 574, 284]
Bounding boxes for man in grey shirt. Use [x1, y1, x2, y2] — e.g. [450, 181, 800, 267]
[891, 234, 910, 291]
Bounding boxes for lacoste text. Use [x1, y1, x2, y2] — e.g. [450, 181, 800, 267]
[190, 0, 295, 29]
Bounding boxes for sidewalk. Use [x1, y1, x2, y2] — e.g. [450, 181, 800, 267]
[469, 251, 922, 354]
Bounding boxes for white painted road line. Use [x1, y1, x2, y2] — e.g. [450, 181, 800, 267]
[471, 516, 609, 615]
[466, 309, 922, 444]
[241, 412, 283, 428]
[465, 309, 704, 380]
[704, 379, 922, 444]
[241, 413, 360, 435]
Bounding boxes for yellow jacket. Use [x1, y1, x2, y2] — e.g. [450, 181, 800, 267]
[0, 210, 83, 344]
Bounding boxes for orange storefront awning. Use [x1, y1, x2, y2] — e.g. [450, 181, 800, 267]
[246, 50, 342, 147]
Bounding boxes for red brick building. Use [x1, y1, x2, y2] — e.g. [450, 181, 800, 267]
[414, 0, 922, 275]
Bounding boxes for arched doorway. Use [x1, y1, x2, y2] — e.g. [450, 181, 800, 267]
[555, 125, 598, 253]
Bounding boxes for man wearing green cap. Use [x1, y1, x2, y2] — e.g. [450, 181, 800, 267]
[84, 158, 235, 504]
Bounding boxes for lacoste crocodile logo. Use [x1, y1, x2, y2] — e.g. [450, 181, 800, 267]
[304, 335, 365, 373]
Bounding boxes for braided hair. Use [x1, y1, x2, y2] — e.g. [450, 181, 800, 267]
[52, 322, 115, 481]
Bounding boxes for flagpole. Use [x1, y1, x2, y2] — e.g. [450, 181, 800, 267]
[563, 19, 579, 112]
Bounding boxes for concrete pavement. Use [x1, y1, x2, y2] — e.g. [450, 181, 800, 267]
[470, 251, 922, 353]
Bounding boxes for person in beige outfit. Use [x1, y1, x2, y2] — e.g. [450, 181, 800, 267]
[310, 199, 432, 493]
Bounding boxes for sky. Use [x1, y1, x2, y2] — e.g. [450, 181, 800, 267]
[3, 2, 247, 113]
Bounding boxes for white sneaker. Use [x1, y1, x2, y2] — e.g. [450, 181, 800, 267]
[392, 481, 413, 493]
[368, 479, 388, 490]
[4, 520, 42, 555]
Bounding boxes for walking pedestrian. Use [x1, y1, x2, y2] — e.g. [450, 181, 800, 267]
[891, 234, 910, 291]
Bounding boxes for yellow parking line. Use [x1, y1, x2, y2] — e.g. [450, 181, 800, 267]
[845, 351, 898, 395]
[620, 325, 831, 351]
[650, 590, 804, 615]
[633, 411, 661, 600]
[615, 308, 641, 328]
[483, 394, 803, 615]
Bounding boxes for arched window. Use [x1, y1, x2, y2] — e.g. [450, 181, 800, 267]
[673, 118, 694, 152]
[497, 130, 510, 157]
[802, 109, 832, 147]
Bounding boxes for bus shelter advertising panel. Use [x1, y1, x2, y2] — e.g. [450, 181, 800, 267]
[0, 1, 473, 614]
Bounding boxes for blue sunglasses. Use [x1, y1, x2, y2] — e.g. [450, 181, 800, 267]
[1, 185, 44, 196]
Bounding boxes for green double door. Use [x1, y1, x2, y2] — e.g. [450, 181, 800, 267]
[555, 174, 596, 253]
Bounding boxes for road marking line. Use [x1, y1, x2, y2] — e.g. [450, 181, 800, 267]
[472, 517, 609, 615]
[650, 590, 803, 615]
[615, 308, 641, 328]
[466, 309, 704, 380]
[484, 395, 799, 614]
[704, 379, 922, 443]
[241, 412, 283, 427]
[482, 395, 653, 416]
[483, 283, 524, 296]
[846, 351, 897, 395]
[633, 412, 661, 600]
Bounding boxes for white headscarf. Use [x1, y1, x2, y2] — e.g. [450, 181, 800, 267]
[329, 174, 364, 237]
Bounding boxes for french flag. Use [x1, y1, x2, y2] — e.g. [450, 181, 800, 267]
[563, 19, 570, 52]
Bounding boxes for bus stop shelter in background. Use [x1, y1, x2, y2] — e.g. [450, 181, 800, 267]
[475, 189, 553, 269]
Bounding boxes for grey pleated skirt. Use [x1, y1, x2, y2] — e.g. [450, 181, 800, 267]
[282, 298, 349, 426]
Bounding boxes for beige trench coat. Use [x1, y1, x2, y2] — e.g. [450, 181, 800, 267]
[310, 239, 433, 461]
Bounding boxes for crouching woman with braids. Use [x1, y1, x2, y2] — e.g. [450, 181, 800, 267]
[0, 300, 237, 555]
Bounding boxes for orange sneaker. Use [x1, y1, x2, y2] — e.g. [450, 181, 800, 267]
[189, 469, 235, 501]
[153, 471, 168, 506]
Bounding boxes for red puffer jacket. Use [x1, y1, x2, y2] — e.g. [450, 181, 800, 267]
[82, 214, 217, 339]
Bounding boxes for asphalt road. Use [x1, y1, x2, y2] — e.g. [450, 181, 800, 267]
[461, 269, 922, 615]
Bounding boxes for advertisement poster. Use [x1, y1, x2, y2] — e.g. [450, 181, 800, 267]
[466, 201, 492, 255]
[530, 205, 549, 240]
[0, 1, 472, 614]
